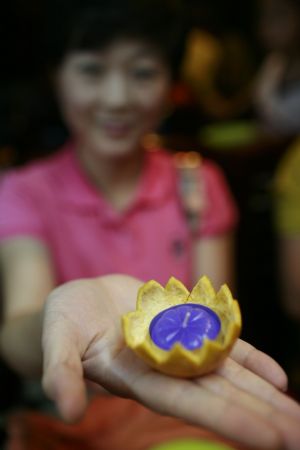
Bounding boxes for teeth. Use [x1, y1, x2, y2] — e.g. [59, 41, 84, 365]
[95, 116, 132, 126]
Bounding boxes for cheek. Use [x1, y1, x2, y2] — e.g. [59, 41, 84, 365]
[62, 91, 93, 115]
[57, 80, 96, 124]
[137, 84, 169, 121]
[59, 91, 93, 132]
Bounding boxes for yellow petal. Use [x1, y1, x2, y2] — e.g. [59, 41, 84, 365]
[212, 285, 234, 331]
[215, 284, 233, 307]
[122, 312, 149, 346]
[189, 276, 216, 306]
[136, 280, 166, 316]
[165, 277, 190, 303]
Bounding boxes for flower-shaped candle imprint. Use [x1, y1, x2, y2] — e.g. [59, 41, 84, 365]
[122, 276, 241, 377]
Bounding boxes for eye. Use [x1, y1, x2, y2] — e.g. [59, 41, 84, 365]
[132, 67, 159, 80]
[77, 62, 105, 77]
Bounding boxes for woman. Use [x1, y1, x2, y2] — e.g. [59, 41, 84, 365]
[0, 1, 300, 449]
[254, 0, 300, 135]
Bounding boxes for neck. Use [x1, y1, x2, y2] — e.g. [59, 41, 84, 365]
[75, 144, 146, 211]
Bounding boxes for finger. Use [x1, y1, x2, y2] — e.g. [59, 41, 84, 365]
[42, 312, 87, 423]
[107, 348, 281, 449]
[132, 371, 281, 449]
[230, 339, 288, 391]
[42, 362, 87, 423]
[197, 373, 300, 450]
[217, 357, 300, 421]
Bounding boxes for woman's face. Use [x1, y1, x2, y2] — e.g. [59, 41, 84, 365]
[55, 39, 171, 159]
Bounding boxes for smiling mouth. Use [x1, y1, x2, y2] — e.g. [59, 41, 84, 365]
[100, 121, 133, 138]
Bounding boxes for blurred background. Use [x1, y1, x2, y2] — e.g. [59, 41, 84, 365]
[0, 0, 299, 445]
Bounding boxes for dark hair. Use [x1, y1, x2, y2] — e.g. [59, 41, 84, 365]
[9, 0, 187, 161]
[43, 0, 186, 78]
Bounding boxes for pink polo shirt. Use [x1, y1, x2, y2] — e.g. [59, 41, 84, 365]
[0, 144, 237, 287]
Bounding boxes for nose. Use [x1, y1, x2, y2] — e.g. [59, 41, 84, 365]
[100, 72, 131, 109]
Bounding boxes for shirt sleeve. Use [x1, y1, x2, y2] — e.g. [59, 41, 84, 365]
[0, 170, 47, 241]
[274, 138, 300, 235]
[198, 160, 239, 237]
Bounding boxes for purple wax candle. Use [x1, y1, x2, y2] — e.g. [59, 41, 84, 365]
[150, 304, 221, 351]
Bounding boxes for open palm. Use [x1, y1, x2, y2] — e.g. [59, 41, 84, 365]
[42, 275, 300, 449]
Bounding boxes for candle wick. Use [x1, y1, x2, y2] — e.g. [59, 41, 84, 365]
[182, 311, 191, 328]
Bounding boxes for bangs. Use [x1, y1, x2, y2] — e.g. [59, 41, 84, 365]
[44, 0, 186, 76]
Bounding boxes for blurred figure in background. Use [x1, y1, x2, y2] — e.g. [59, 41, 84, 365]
[275, 137, 300, 321]
[181, 28, 254, 123]
[174, 0, 261, 151]
[254, 0, 300, 136]
[273, 136, 300, 398]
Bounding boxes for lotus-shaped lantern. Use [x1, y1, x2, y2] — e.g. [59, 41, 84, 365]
[122, 276, 241, 377]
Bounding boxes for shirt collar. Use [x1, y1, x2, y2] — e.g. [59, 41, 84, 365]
[55, 142, 175, 217]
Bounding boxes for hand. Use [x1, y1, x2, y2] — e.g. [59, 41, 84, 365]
[42, 275, 300, 449]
